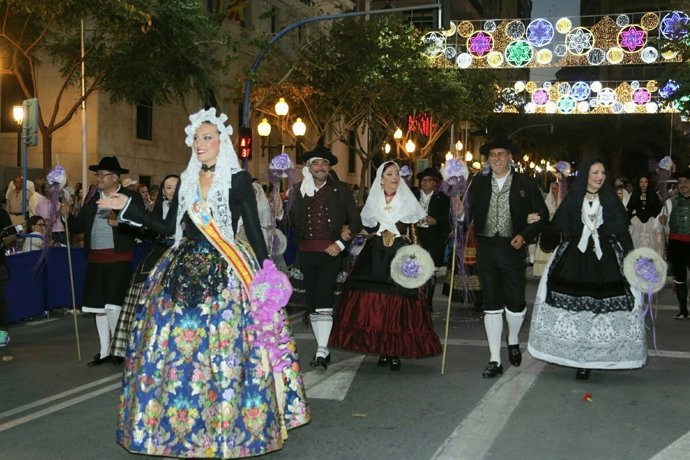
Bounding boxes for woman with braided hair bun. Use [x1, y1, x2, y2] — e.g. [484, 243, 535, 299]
[528, 159, 646, 380]
[99, 108, 310, 458]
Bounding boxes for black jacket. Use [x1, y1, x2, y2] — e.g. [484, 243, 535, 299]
[412, 189, 451, 265]
[467, 170, 548, 243]
[289, 179, 363, 247]
[68, 186, 143, 253]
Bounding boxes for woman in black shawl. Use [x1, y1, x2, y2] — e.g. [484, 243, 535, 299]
[627, 174, 664, 255]
[527, 160, 646, 380]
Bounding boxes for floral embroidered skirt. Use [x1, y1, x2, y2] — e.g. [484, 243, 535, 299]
[116, 239, 310, 458]
[528, 239, 647, 370]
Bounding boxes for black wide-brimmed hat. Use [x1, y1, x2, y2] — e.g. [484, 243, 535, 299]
[479, 138, 520, 156]
[674, 168, 690, 180]
[88, 156, 129, 174]
[416, 167, 443, 182]
[300, 146, 338, 166]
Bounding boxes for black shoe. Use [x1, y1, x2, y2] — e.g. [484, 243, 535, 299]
[482, 361, 503, 378]
[507, 341, 522, 367]
[87, 353, 111, 367]
[389, 357, 401, 371]
[111, 356, 124, 365]
[310, 354, 330, 370]
[575, 368, 591, 380]
[377, 355, 390, 367]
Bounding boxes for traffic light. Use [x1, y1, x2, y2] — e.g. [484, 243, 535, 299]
[238, 127, 252, 161]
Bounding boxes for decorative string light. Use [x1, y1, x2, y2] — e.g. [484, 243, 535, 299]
[424, 10, 684, 69]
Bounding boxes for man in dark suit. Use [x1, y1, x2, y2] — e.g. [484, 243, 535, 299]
[464, 139, 548, 378]
[288, 146, 362, 369]
[413, 167, 451, 309]
[65, 156, 143, 366]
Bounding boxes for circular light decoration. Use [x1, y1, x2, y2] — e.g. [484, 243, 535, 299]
[543, 81, 552, 90]
[557, 82, 572, 95]
[455, 53, 473, 69]
[506, 20, 526, 39]
[505, 40, 533, 67]
[646, 80, 658, 92]
[631, 80, 640, 90]
[572, 82, 591, 101]
[612, 101, 624, 114]
[662, 50, 679, 60]
[590, 98, 599, 108]
[557, 95, 576, 113]
[536, 48, 553, 64]
[442, 21, 457, 37]
[556, 17, 572, 34]
[514, 81, 526, 92]
[526, 18, 554, 47]
[624, 101, 637, 113]
[486, 50, 504, 67]
[640, 12, 660, 31]
[640, 46, 659, 63]
[566, 27, 594, 55]
[618, 25, 647, 53]
[659, 80, 680, 98]
[444, 46, 458, 59]
[524, 102, 537, 113]
[587, 47, 605, 65]
[646, 102, 658, 113]
[554, 44, 567, 57]
[597, 87, 617, 107]
[484, 20, 497, 33]
[591, 81, 603, 93]
[467, 31, 494, 57]
[577, 101, 590, 113]
[532, 88, 550, 105]
[616, 14, 630, 27]
[659, 11, 690, 40]
[632, 88, 651, 105]
[545, 101, 557, 113]
[606, 47, 625, 64]
[494, 102, 505, 113]
[457, 20, 475, 37]
[525, 81, 538, 93]
[422, 31, 446, 58]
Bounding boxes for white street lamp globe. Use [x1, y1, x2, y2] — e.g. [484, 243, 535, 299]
[13, 105, 24, 125]
[445, 151, 454, 161]
[465, 151, 473, 162]
[384, 143, 391, 154]
[292, 118, 306, 137]
[405, 139, 416, 153]
[455, 140, 463, 151]
[393, 128, 403, 140]
[257, 118, 272, 137]
[275, 97, 289, 116]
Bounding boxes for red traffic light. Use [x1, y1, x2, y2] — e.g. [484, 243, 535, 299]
[238, 127, 252, 160]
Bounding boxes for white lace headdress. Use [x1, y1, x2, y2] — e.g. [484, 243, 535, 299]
[361, 161, 426, 236]
[176, 108, 242, 242]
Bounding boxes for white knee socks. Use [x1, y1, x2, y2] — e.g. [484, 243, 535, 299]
[103, 304, 121, 356]
[505, 307, 526, 346]
[484, 310, 503, 365]
[95, 314, 111, 358]
[310, 308, 333, 359]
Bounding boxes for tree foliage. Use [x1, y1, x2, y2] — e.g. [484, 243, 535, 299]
[0, 0, 224, 170]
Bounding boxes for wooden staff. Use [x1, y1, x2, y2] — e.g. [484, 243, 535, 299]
[63, 215, 82, 361]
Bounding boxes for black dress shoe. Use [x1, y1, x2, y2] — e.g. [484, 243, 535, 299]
[377, 355, 390, 367]
[575, 368, 591, 380]
[389, 357, 401, 371]
[507, 341, 522, 367]
[482, 361, 504, 378]
[310, 354, 330, 370]
[111, 356, 124, 365]
[87, 353, 111, 367]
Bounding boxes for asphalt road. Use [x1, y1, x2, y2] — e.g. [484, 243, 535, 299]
[1, 273, 689, 460]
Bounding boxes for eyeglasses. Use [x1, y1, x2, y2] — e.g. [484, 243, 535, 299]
[94, 172, 115, 178]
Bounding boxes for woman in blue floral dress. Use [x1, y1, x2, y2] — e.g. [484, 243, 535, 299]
[100, 108, 310, 458]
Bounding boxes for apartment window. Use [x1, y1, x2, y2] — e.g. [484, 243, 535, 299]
[136, 101, 153, 140]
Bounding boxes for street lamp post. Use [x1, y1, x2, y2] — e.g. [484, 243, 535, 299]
[258, 99, 307, 159]
[12, 105, 23, 168]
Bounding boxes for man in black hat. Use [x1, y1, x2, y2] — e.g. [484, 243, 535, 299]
[63, 156, 144, 366]
[464, 138, 548, 378]
[286, 146, 362, 369]
[660, 169, 690, 319]
[413, 167, 451, 309]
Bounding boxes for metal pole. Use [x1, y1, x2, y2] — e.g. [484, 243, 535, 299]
[21, 103, 29, 218]
[80, 19, 88, 207]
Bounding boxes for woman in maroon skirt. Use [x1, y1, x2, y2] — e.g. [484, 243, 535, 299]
[330, 161, 442, 371]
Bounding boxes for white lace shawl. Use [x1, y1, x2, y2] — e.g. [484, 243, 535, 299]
[578, 196, 604, 259]
[361, 161, 427, 236]
[176, 108, 242, 243]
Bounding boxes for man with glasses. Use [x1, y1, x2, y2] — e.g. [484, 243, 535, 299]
[64, 156, 144, 366]
[660, 169, 690, 319]
[463, 138, 547, 378]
